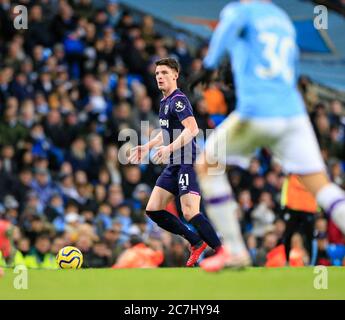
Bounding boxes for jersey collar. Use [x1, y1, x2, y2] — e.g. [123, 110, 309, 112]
[161, 88, 180, 103]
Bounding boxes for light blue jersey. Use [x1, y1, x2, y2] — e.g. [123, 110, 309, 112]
[204, 1, 306, 118]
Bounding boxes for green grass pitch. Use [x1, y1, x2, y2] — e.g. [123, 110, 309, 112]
[0, 267, 344, 300]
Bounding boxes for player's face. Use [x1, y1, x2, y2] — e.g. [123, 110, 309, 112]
[155, 65, 178, 93]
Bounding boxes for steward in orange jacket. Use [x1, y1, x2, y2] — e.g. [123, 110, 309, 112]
[281, 175, 319, 264]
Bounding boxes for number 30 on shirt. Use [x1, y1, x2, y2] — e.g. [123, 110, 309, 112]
[255, 32, 295, 85]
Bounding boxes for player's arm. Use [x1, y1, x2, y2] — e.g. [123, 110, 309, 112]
[189, 4, 246, 90]
[169, 116, 199, 152]
[146, 131, 164, 149]
[153, 116, 199, 163]
[128, 131, 163, 164]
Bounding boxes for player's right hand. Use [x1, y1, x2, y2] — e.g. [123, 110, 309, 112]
[128, 145, 149, 164]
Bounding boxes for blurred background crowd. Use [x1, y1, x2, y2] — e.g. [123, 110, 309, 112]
[0, 0, 345, 269]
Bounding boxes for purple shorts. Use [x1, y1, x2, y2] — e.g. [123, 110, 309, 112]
[156, 165, 200, 197]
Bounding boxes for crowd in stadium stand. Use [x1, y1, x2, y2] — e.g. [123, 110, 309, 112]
[0, 0, 345, 268]
[314, 0, 345, 16]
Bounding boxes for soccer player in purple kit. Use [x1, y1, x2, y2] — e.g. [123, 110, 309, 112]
[129, 58, 221, 266]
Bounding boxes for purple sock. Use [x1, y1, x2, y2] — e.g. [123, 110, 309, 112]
[146, 210, 202, 246]
[189, 213, 222, 250]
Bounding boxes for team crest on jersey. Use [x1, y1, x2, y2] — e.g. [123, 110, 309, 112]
[164, 105, 169, 114]
[175, 101, 186, 112]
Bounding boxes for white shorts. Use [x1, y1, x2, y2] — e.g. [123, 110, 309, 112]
[204, 112, 325, 175]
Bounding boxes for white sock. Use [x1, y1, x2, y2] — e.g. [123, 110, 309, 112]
[198, 173, 247, 255]
[316, 183, 345, 234]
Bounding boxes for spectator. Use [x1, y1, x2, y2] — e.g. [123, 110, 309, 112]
[43, 109, 66, 149]
[44, 193, 65, 223]
[329, 159, 345, 187]
[112, 235, 163, 268]
[4, 40, 25, 73]
[114, 202, 133, 235]
[26, 4, 52, 48]
[50, 1, 78, 43]
[203, 81, 228, 126]
[75, 182, 98, 213]
[132, 183, 151, 212]
[238, 189, 254, 232]
[246, 234, 258, 265]
[23, 191, 44, 218]
[98, 167, 111, 187]
[106, 0, 122, 28]
[94, 184, 107, 205]
[1, 144, 17, 174]
[75, 234, 93, 268]
[74, 0, 96, 21]
[86, 133, 105, 183]
[95, 202, 113, 237]
[131, 95, 159, 133]
[163, 236, 189, 267]
[66, 137, 90, 172]
[289, 232, 310, 266]
[0, 97, 29, 147]
[193, 96, 215, 138]
[0, 67, 14, 107]
[172, 33, 192, 73]
[107, 184, 124, 213]
[255, 231, 278, 266]
[20, 99, 37, 129]
[87, 241, 112, 268]
[121, 165, 142, 199]
[251, 192, 276, 242]
[25, 234, 57, 269]
[59, 173, 79, 203]
[102, 224, 123, 264]
[51, 236, 67, 257]
[104, 144, 122, 185]
[3, 195, 20, 224]
[30, 167, 60, 208]
[141, 15, 157, 50]
[11, 168, 33, 213]
[22, 212, 53, 245]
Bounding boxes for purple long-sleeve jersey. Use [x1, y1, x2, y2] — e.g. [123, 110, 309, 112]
[158, 89, 198, 165]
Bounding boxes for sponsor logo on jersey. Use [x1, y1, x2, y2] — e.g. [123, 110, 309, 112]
[164, 105, 169, 114]
[159, 119, 169, 128]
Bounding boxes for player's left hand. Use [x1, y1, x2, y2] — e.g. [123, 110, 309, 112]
[153, 146, 171, 164]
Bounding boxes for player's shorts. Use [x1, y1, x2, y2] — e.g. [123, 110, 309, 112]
[156, 164, 200, 197]
[203, 112, 325, 175]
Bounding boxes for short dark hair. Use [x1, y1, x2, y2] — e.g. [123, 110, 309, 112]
[155, 57, 179, 73]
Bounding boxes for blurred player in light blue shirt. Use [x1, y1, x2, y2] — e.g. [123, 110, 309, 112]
[191, 0, 345, 272]
[203, 0, 305, 118]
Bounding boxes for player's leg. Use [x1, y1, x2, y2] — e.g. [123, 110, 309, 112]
[180, 193, 221, 249]
[299, 172, 345, 234]
[282, 210, 300, 263]
[195, 114, 252, 271]
[274, 115, 345, 235]
[195, 154, 250, 270]
[146, 170, 202, 247]
[146, 186, 175, 211]
[178, 165, 222, 251]
[300, 212, 316, 264]
[179, 191, 222, 266]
